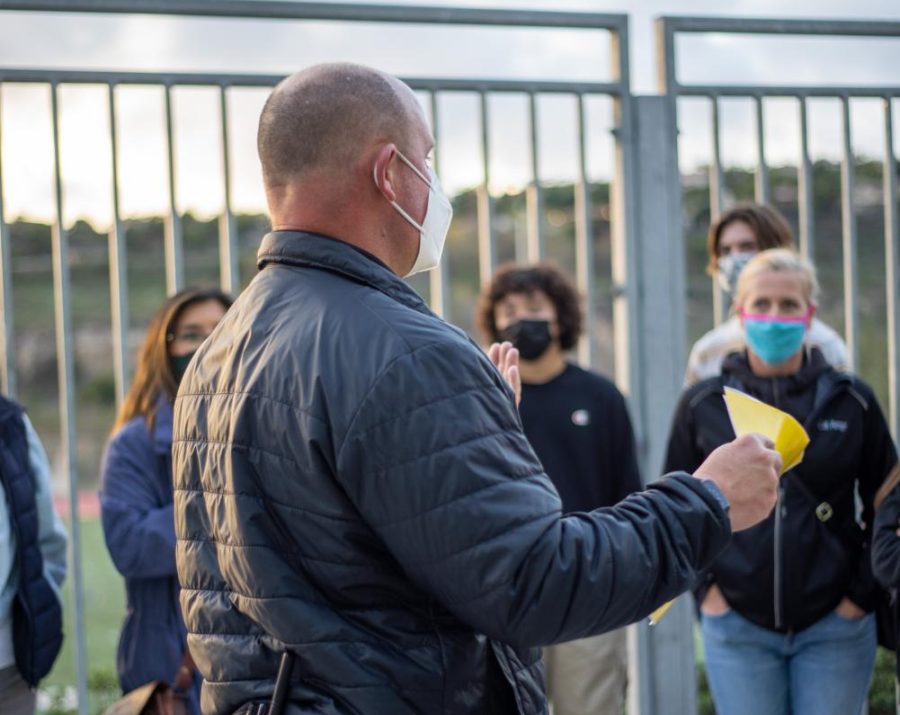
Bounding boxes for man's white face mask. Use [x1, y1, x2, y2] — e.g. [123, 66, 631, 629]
[376, 150, 453, 277]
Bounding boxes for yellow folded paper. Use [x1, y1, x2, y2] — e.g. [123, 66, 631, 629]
[649, 388, 810, 626]
[722, 387, 810, 474]
[648, 600, 674, 626]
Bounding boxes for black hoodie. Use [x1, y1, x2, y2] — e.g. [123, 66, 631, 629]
[665, 348, 897, 632]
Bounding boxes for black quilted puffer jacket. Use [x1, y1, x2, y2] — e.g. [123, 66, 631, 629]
[172, 231, 731, 715]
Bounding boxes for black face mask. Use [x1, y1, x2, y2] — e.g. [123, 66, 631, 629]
[169, 351, 196, 386]
[497, 319, 553, 361]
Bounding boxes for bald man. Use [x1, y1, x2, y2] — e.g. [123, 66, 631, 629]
[172, 63, 781, 715]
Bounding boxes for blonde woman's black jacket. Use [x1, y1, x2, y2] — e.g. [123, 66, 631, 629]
[665, 348, 897, 633]
[172, 231, 733, 715]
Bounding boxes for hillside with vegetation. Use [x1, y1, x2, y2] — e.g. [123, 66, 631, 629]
[2, 158, 894, 490]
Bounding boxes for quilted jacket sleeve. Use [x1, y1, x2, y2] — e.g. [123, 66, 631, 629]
[336, 340, 731, 647]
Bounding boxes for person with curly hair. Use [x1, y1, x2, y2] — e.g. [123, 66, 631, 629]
[477, 261, 642, 715]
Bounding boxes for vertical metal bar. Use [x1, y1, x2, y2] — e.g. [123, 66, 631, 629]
[50, 82, 89, 715]
[634, 18, 697, 715]
[755, 95, 770, 205]
[164, 84, 183, 294]
[477, 91, 495, 285]
[611, 27, 641, 407]
[526, 92, 544, 262]
[0, 84, 14, 397]
[428, 92, 450, 319]
[218, 85, 239, 294]
[798, 97, 816, 261]
[709, 96, 725, 221]
[574, 94, 594, 368]
[884, 97, 899, 438]
[107, 84, 129, 408]
[840, 95, 859, 372]
[710, 96, 727, 325]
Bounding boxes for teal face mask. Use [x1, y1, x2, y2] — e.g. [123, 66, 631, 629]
[741, 311, 810, 365]
[169, 351, 196, 385]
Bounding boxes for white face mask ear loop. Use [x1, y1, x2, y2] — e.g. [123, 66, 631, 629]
[395, 150, 433, 189]
[374, 157, 426, 232]
[390, 201, 425, 233]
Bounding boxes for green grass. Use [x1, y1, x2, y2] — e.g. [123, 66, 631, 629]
[40, 518, 125, 714]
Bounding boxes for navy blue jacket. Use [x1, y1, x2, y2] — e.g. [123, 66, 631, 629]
[0, 396, 63, 686]
[100, 399, 199, 712]
[173, 231, 732, 715]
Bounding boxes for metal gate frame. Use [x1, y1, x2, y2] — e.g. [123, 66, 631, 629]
[656, 16, 900, 437]
[651, 15, 900, 715]
[0, 3, 651, 713]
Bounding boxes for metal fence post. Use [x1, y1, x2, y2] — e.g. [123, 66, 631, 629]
[0, 83, 14, 398]
[626, 93, 695, 715]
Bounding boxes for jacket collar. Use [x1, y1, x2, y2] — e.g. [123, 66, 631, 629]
[153, 396, 173, 455]
[257, 231, 433, 317]
[721, 345, 831, 397]
[720, 346, 853, 420]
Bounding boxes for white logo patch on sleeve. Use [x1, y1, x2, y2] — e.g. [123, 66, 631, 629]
[571, 409, 591, 427]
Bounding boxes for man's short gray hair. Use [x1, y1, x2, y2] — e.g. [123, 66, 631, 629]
[257, 63, 416, 186]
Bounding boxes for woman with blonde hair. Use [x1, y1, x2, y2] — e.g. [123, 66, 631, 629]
[665, 249, 896, 714]
[100, 287, 232, 713]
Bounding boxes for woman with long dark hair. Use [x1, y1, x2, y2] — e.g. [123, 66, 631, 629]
[100, 287, 232, 712]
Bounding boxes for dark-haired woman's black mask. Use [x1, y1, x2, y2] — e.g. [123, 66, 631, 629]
[170, 351, 196, 386]
[497, 320, 553, 361]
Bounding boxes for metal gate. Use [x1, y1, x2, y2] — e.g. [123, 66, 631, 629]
[0, 3, 649, 713]
[656, 17, 900, 439]
[652, 17, 900, 715]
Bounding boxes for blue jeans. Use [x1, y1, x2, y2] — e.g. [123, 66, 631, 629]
[701, 608, 876, 715]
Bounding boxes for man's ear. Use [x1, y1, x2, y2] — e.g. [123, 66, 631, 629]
[372, 144, 399, 203]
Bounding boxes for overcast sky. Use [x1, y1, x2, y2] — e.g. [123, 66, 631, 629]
[0, 0, 898, 226]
